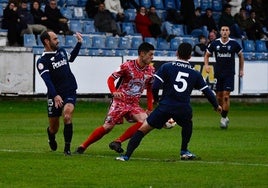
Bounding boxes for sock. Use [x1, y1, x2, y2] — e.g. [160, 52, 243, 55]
[64, 123, 73, 151]
[181, 121, 192, 152]
[125, 130, 145, 158]
[115, 122, 143, 143]
[47, 127, 55, 141]
[81, 126, 106, 149]
[221, 110, 228, 118]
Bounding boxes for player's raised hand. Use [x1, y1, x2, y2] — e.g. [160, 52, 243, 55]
[75, 32, 83, 43]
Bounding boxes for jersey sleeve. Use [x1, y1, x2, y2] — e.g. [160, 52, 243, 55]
[69, 42, 82, 62]
[36, 60, 57, 98]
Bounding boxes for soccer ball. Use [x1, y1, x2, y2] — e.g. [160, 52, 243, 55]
[164, 118, 177, 129]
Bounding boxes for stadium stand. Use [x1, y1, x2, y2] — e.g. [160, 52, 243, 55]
[151, 0, 164, 9]
[69, 20, 83, 33]
[131, 36, 143, 49]
[170, 37, 181, 50]
[105, 36, 119, 49]
[144, 37, 157, 48]
[255, 40, 267, 52]
[81, 35, 92, 48]
[156, 37, 170, 50]
[83, 20, 96, 33]
[121, 22, 136, 35]
[23, 34, 37, 47]
[65, 35, 77, 47]
[243, 40, 255, 52]
[92, 35, 106, 48]
[118, 37, 131, 49]
[140, 0, 152, 8]
[164, 0, 176, 9]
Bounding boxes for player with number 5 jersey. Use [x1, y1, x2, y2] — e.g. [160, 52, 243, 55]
[116, 43, 222, 161]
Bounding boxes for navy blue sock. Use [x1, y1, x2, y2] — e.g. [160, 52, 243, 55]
[125, 130, 145, 158]
[221, 110, 228, 118]
[64, 123, 73, 151]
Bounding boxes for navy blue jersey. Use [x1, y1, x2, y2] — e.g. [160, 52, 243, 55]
[207, 38, 242, 76]
[153, 61, 218, 108]
[36, 43, 81, 97]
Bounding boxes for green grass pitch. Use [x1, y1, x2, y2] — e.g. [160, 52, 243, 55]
[0, 99, 267, 187]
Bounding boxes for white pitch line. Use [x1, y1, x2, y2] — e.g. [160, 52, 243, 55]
[1, 148, 268, 167]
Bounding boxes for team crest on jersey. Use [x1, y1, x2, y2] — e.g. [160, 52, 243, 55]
[60, 51, 65, 57]
[50, 57, 55, 61]
[228, 45, 231, 50]
[216, 45, 220, 50]
[38, 63, 44, 70]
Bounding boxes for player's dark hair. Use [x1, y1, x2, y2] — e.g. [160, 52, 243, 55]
[177, 42, 192, 60]
[40, 31, 50, 46]
[138, 42, 155, 55]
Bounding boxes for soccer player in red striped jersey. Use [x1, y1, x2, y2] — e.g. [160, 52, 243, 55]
[75, 42, 155, 154]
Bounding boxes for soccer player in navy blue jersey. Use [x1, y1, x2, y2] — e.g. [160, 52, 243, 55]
[36, 30, 83, 155]
[204, 25, 244, 129]
[116, 42, 222, 161]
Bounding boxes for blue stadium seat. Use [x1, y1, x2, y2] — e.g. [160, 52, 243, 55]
[66, 0, 78, 6]
[124, 9, 136, 22]
[164, 0, 176, 9]
[79, 48, 88, 56]
[23, 34, 37, 47]
[118, 37, 131, 49]
[78, 0, 87, 6]
[172, 24, 185, 36]
[0, 4, 3, 17]
[243, 52, 255, 60]
[156, 9, 166, 21]
[65, 35, 77, 47]
[121, 22, 135, 35]
[69, 20, 83, 33]
[82, 35, 92, 48]
[60, 7, 73, 20]
[200, 0, 212, 11]
[115, 49, 128, 56]
[166, 50, 176, 56]
[175, 0, 181, 9]
[83, 20, 96, 33]
[102, 49, 114, 56]
[255, 40, 267, 52]
[194, 0, 200, 8]
[57, 35, 65, 46]
[170, 37, 181, 50]
[92, 35, 106, 48]
[140, 0, 151, 8]
[212, 0, 222, 12]
[105, 36, 119, 49]
[243, 40, 255, 52]
[131, 36, 143, 49]
[36, 34, 43, 46]
[154, 50, 166, 56]
[151, 0, 164, 9]
[157, 37, 170, 50]
[182, 37, 196, 48]
[128, 50, 138, 56]
[144, 37, 157, 48]
[255, 52, 267, 60]
[88, 49, 101, 56]
[32, 47, 44, 54]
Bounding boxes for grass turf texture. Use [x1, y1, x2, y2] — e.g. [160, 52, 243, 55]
[0, 99, 267, 187]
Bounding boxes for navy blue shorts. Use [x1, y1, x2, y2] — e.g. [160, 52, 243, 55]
[215, 75, 234, 92]
[47, 92, 77, 117]
[147, 104, 192, 129]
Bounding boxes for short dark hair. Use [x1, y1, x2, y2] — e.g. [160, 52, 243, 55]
[177, 43, 192, 59]
[138, 42, 155, 55]
[40, 31, 50, 46]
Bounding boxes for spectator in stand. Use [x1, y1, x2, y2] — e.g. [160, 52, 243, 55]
[188, 7, 203, 34]
[207, 30, 217, 45]
[251, 0, 266, 25]
[2, 2, 22, 46]
[180, 0, 195, 34]
[104, 0, 125, 22]
[218, 4, 245, 38]
[135, 6, 152, 38]
[201, 8, 218, 33]
[234, 8, 248, 37]
[245, 10, 268, 40]
[85, 0, 104, 19]
[147, 5, 163, 38]
[228, 0, 243, 16]
[193, 34, 207, 57]
[31, 1, 49, 28]
[120, 0, 139, 10]
[18, 0, 47, 36]
[44, 0, 73, 35]
[94, 3, 125, 36]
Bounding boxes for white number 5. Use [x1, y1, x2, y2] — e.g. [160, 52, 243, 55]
[174, 71, 189, 92]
